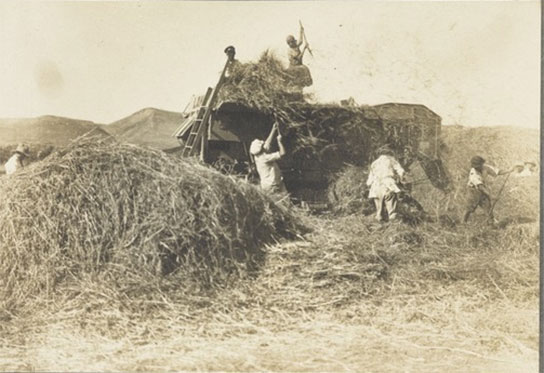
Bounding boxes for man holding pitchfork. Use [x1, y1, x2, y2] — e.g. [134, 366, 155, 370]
[249, 122, 288, 197]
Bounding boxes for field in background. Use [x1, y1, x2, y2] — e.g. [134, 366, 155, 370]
[0, 124, 539, 372]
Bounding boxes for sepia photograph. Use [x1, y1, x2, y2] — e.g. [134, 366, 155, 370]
[0, 1, 539, 371]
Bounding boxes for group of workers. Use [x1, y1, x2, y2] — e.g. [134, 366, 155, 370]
[249, 121, 519, 225]
[3, 136, 520, 227]
[2, 26, 522, 228]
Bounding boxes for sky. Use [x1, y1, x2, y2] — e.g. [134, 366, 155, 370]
[0, 1, 540, 128]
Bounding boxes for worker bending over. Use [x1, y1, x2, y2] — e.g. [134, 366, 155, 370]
[366, 146, 406, 222]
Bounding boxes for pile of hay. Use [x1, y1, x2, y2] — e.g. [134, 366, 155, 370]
[235, 214, 538, 314]
[218, 51, 385, 163]
[327, 165, 373, 215]
[218, 50, 306, 115]
[0, 139, 304, 312]
[218, 52, 449, 185]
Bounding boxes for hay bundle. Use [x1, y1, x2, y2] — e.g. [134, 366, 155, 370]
[219, 50, 306, 115]
[327, 165, 374, 215]
[219, 51, 384, 164]
[0, 139, 304, 310]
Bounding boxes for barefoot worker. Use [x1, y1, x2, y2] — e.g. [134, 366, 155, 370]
[463, 155, 514, 224]
[366, 146, 407, 222]
[249, 122, 288, 197]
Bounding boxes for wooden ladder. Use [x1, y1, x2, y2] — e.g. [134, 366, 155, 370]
[181, 88, 213, 157]
[179, 52, 233, 160]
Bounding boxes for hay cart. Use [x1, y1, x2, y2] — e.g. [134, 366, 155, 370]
[172, 54, 450, 206]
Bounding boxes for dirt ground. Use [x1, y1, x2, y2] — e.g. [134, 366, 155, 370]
[0, 237, 538, 372]
[0, 302, 537, 372]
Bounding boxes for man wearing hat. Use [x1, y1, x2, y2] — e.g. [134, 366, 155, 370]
[463, 155, 513, 224]
[249, 122, 287, 196]
[5, 144, 30, 175]
[366, 146, 406, 222]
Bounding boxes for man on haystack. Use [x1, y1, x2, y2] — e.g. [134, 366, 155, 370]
[4, 144, 30, 175]
[249, 122, 288, 197]
[366, 146, 407, 222]
[285, 25, 313, 88]
[224, 45, 241, 78]
[463, 155, 515, 224]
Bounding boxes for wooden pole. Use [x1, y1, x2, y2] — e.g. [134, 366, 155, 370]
[193, 54, 232, 161]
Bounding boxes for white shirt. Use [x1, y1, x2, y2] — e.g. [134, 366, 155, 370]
[254, 151, 282, 190]
[366, 155, 406, 199]
[4, 154, 24, 175]
[467, 164, 499, 188]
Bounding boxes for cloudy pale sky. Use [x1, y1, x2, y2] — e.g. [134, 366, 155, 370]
[0, 1, 540, 127]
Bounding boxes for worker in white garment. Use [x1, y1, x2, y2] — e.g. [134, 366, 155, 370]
[5, 144, 30, 175]
[249, 122, 288, 196]
[366, 146, 406, 222]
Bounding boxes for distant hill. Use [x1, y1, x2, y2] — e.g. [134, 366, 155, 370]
[105, 107, 184, 150]
[440, 125, 539, 168]
[0, 115, 108, 147]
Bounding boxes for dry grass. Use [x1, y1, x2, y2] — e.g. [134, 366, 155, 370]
[0, 212, 537, 372]
[0, 126, 538, 372]
[218, 51, 426, 170]
[0, 137, 304, 316]
[410, 125, 539, 223]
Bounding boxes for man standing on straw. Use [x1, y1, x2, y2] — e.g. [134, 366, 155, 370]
[249, 122, 288, 197]
[366, 146, 406, 222]
[224, 45, 241, 78]
[285, 24, 313, 88]
[4, 144, 30, 176]
[463, 155, 514, 224]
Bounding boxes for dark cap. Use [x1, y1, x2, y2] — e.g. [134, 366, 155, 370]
[224, 45, 235, 54]
[470, 155, 485, 167]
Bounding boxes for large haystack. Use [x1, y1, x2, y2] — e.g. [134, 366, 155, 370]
[217, 52, 445, 188]
[0, 139, 303, 311]
[217, 53, 389, 177]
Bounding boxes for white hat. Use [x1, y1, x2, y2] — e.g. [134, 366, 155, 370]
[249, 139, 264, 155]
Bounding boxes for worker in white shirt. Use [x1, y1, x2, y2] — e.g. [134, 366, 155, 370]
[366, 146, 406, 222]
[249, 122, 288, 196]
[463, 155, 514, 224]
[4, 144, 30, 175]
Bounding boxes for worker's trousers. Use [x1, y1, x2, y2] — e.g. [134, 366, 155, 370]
[463, 187, 493, 223]
[374, 192, 398, 222]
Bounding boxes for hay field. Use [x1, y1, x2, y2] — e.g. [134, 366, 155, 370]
[0, 126, 539, 372]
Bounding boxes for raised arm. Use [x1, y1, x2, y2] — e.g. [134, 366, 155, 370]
[263, 122, 278, 152]
[277, 133, 286, 158]
[484, 163, 511, 176]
